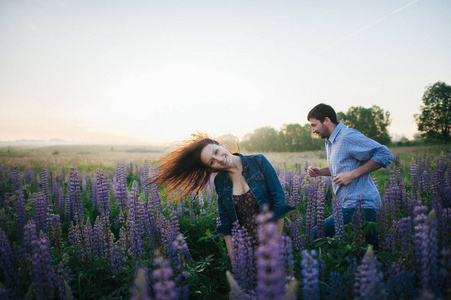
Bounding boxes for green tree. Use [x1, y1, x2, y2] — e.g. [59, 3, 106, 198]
[240, 126, 280, 152]
[281, 123, 303, 152]
[338, 105, 392, 145]
[415, 81, 451, 144]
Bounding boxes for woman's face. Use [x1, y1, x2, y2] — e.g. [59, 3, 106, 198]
[200, 144, 233, 170]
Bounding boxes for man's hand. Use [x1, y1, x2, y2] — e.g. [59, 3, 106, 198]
[332, 160, 383, 186]
[307, 166, 320, 177]
[333, 171, 356, 186]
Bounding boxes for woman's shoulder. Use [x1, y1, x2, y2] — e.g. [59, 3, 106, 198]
[242, 154, 271, 168]
[243, 153, 266, 161]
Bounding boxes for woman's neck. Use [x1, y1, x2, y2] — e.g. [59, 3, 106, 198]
[227, 154, 242, 175]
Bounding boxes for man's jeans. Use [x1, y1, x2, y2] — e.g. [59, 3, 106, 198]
[313, 208, 379, 250]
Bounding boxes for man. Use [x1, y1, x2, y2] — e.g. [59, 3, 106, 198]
[307, 103, 394, 248]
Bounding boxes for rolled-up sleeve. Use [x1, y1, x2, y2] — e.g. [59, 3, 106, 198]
[347, 131, 394, 168]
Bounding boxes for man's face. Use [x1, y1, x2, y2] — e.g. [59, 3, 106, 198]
[308, 118, 331, 139]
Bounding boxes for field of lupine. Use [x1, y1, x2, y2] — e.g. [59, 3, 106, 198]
[0, 146, 450, 299]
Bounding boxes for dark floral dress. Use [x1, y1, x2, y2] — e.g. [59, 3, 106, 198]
[233, 189, 260, 250]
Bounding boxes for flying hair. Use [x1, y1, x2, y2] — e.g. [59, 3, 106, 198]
[151, 132, 240, 203]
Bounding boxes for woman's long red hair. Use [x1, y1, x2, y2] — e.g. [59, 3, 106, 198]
[153, 132, 239, 202]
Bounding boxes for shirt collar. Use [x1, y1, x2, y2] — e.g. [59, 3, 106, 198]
[328, 122, 345, 143]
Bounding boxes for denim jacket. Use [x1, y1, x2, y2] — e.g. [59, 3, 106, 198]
[214, 153, 295, 236]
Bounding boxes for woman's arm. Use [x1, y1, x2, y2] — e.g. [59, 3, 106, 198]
[275, 218, 284, 238]
[224, 235, 233, 261]
[259, 155, 286, 210]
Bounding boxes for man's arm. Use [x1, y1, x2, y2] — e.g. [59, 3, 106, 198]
[333, 160, 382, 186]
[307, 166, 331, 177]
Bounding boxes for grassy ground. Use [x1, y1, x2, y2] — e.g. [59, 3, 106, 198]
[0, 144, 166, 172]
[0, 143, 446, 174]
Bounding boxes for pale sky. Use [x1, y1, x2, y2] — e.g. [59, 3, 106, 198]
[1, 0, 450, 145]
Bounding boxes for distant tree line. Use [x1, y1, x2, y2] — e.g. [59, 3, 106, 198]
[240, 105, 392, 152]
[240, 81, 451, 152]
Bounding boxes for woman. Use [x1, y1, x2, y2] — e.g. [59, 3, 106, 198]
[153, 133, 295, 259]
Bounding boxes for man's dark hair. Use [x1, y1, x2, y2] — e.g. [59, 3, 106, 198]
[307, 103, 338, 124]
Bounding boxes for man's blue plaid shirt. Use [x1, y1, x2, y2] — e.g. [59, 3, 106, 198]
[326, 122, 394, 209]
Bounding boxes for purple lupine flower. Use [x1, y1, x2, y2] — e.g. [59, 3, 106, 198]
[0, 230, 19, 290]
[32, 235, 54, 299]
[162, 203, 189, 266]
[51, 214, 63, 256]
[26, 167, 39, 189]
[152, 250, 177, 300]
[231, 223, 255, 295]
[177, 200, 183, 218]
[40, 168, 51, 207]
[143, 161, 150, 202]
[172, 235, 191, 300]
[53, 183, 65, 217]
[81, 172, 88, 193]
[150, 167, 162, 213]
[255, 209, 285, 299]
[342, 257, 358, 299]
[67, 216, 85, 261]
[431, 157, 450, 211]
[128, 219, 143, 260]
[143, 201, 160, 252]
[91, 216, 106, 259]
[34, 192, 50, 234]
[66, 168, 83, 223]
[315, 183, 325, 239]
[11, 167, 21, 192]
[290, 177, 300, 208]
[116, 162, 128, 223]
[280, 235, 295, 286]
[59, 165, 66, 182]
[13, 190, 27, 238]
[82, 218, 93, 261]
[53, 262, 73, 300]
[23, 220, 38, 255]
[301, 250, 320, 300]
[414, 207, 440, 294]
[385, 265, 416, 299]
[127, 181, 144, 259]
[198, 193, 205, 216]
[439, 248, 451, 295]
[286, 212, 304, 251]
[96, 169, 111, 221]
[440, 208, 451, 251]
[305, 185, 317, 245]
[354, 246, 385, 300]
[206, 186, 212, 208]
[328, 271, 344, 300]
[390, 217, 414, 265]
[130, 268, 151, 300]
[92, 171, 98, 212]
[410, 158, 419, 202]
[352, 199, 365, 252]
[331, 196, 345, 240]
[109, 232, 123, 273]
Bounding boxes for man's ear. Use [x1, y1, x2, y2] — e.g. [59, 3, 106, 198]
[323, 117, 331, 125]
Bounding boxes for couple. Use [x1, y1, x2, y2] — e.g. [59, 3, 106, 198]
[153, 103, 394, 259]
